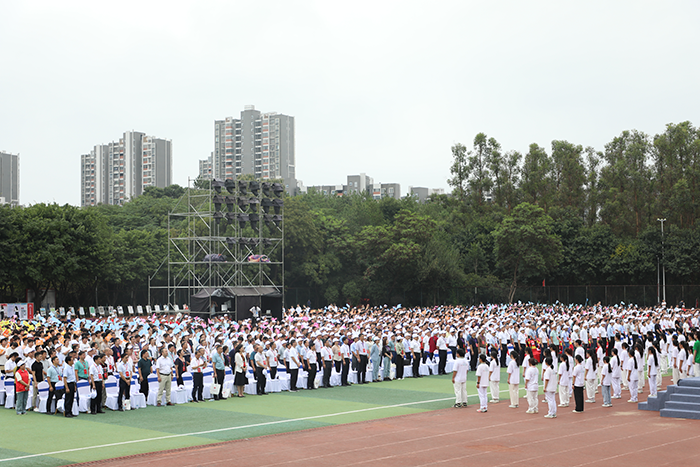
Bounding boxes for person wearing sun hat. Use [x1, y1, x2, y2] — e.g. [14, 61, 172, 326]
[14, 359, 31, 415]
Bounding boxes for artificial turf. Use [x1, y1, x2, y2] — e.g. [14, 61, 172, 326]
[0, 369, 525, 466]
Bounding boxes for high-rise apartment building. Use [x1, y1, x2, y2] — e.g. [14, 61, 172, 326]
[199, 153, 213, 180]
[0, 151, 20, 206]
[208, 105, 296, 193]
[81, 131, 172, 207]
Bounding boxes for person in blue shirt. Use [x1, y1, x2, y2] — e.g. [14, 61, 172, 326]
[62, 355, 77, 418]
[46, 356, 61, 415]
[211, 345, 226, 400]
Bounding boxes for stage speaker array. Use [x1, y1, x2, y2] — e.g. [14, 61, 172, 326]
[211, 178, 283, 233]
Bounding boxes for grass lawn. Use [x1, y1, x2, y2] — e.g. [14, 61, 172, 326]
[0, 368, 532, 466]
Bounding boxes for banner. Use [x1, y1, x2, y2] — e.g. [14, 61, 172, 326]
[2, 303, 34, 320]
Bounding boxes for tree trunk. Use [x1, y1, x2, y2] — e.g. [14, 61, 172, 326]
[508, 258, 520, 303]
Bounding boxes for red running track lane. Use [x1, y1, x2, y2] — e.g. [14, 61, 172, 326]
[70, 378, 700, 467]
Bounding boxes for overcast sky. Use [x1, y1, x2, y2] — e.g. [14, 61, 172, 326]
[1, 1, 699, 206]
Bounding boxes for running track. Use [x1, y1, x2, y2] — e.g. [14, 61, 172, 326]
[70, 390, 700, 467]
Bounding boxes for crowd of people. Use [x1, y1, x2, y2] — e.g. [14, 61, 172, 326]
[1, 301, 699, 419]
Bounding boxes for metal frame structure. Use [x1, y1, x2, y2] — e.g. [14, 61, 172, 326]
[149, 177, 284, 315]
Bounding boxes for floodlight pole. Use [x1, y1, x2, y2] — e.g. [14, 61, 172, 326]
[658, 218, 666, 305]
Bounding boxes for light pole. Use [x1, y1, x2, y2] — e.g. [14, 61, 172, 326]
[657, 218, 666, 305]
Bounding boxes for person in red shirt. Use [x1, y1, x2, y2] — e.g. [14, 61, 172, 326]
[14, 360, 30, 415]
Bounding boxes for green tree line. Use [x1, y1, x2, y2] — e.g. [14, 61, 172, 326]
[1, 121, 699, 309]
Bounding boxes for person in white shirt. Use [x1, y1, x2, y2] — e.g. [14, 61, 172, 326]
[572, 355, 585, 412]
[155, 347, 174, 406]
[475, 354, 489, 412]
[254, 343, 268, 395]
[306, 341, 318, 390]
[601, 356, 613, 407]
[524, 357, 539, 414]
[557, 352, 570, 407]
[116, 353, 132, 411]
[609, 347, 622, 400]
[190, 348, 205, 402]
[647, 346, 659, 397]
[287, 339, 300, 391]
[488, 350, 500, 403]
[626, 348, 639, 403]
[542, 357, 557, 418]
[89, 353, 105, 414]
[451, 348, 469, 408]
[506, 350, 520, 408]
[584, 349, 597, 403]
[621, 342, 631, 389]
[357, 335, 369, 384]
[437, 332, 448, 375]
[340, 337, 351, 386]
[669, 338, 680, 385]
[265, 342, 279, 380]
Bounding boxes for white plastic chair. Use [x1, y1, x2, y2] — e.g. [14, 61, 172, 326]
[202, 368, 214, 399]
[146, 374, 159, 406]
[130, 377, 146, 409]
[104, 376, 119, 411]
[4, 378, 15, 409]
[183, 373, 194, 401]
[37, 381, 50, 413]
[171, 372, 189, 404]
[77, 380, 91, 412]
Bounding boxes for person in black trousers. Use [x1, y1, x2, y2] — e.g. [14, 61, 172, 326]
[306, 343, 317, 390]
[137, 350, 151, 400]
[254, 344, 267, 395]
[395, 336, 405, 380]
[322, 342, 333, 388]
[413, 348, 421, 378]
[191, 349, 205, 402]
[357, 337, 368, 384]
[340, 337, 351, 386]
[117, 354, 132, 411]
[572, 355, 585, 413]
[63, 355, 77, 418]
[90, 353, 105, 414]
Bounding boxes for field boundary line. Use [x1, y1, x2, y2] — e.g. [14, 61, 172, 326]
[0, 395, 456, 463]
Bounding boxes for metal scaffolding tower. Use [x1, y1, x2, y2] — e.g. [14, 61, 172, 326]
[150, 177, 284, 316]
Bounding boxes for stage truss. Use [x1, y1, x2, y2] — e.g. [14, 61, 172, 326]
[149, 177, 284, 314]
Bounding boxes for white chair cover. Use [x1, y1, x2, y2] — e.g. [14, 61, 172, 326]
[130, 377, 146, 409]
[172, 372, 189, 404]
[37, 381, 50, 413]
[4, 378, 15, 409]
[202, 367, 214, 399]
[265, 377, 281, 393]
[146, 374, 159, 406]
[330, 369, 342, 387]
[104, 376, 119, 411]
[0, 375, 5, 405]
[77, 380, 91, 412]
[183, 373, 194, 401]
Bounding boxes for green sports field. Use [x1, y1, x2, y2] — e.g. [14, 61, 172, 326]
[0, 370, 527, 466]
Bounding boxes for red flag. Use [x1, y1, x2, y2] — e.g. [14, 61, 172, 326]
[542, 279, 546, 287]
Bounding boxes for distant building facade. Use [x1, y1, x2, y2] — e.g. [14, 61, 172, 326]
[409, 186, 445, 203]
[81, 131, 172, 207]
[199, 153, 213, 180]
[307, 173, 401, 200]
[208, 105, 296, 193]
[0, 151, 19, 206]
